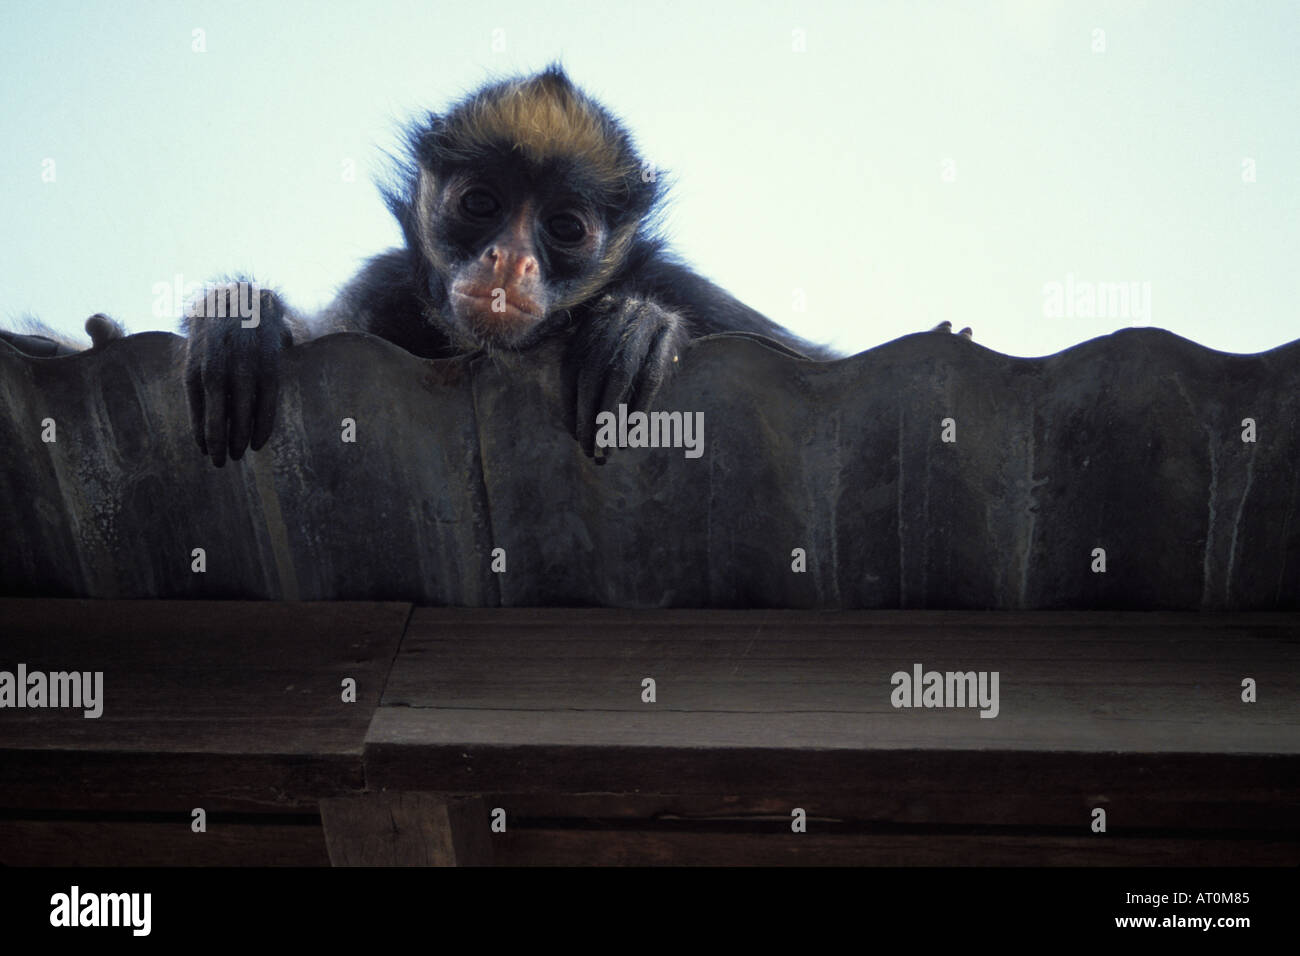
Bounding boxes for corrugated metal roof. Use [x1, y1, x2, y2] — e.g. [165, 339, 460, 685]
[2, 328, 1297, 608]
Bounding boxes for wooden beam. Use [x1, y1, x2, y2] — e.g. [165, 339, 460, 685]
[320, 793, 493, 866]
[489, 830, 1300, 866]
[364, 609, 1300, 833]
[0, 818, 329, 866]
[0, 599, 411, 812]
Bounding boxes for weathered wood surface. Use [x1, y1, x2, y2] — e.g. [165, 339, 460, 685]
[3, 602, 1296, 864]
[320, 793, 493, 866]
[3, 329, 1297, 608]
[0, 599, 410, 811]
[366, 609, 1300, 839]
[488, 830, 1300, 866]
[0, 818, 329, 866]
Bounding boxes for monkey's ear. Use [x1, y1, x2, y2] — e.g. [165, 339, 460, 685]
[381, 177, 428, 271]
[380, 115, 441, 255]
[406, 111, 444, 171]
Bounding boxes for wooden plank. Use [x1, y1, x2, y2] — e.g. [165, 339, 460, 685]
[6, 602, 1295, 860]
[460, 789, 1300, 832]
[3, 752, 373, 815]
[381, 609, 1298, 730]
[0, 819, 329, 866]
[367, 729, 1297, 823]
[366, 609, 1300, 829]
[490, 830, 1300, 866]
[0, 599, 411, 811]
[320, 793, 493, 866]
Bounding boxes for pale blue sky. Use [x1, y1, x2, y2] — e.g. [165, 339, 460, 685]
[1, 0, 1296, 357]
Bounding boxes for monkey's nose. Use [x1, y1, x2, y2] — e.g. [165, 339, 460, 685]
[489, 251, 538, 281]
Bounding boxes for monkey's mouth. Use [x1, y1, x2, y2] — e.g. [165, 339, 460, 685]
[450, 288, 545, 342]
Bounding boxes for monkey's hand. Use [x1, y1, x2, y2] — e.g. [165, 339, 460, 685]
[567, 295, 689, 460]
[183, 284, 293, 467]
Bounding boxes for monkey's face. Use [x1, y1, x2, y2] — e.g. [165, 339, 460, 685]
[428, 167, 614, 349]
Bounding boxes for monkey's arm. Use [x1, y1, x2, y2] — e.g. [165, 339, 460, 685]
[625, 254, 838, 360]
[183, 285, 306, 467]
[564, 254, 837, 458]
[318, 249, 460, 359]
[183, 257, 454, 467]
[565, 293, 689, 457]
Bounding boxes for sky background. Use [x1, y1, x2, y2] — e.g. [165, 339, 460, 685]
[1, 0, 1296, 358]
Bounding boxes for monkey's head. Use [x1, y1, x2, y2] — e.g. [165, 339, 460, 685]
[388, 66, 662, 350]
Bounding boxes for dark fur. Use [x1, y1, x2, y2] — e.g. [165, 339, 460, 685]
[180, 66, 836, 465]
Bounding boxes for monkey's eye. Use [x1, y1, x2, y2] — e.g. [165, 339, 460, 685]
[546, 213, 586, 244]
[460, 190, 500, 219]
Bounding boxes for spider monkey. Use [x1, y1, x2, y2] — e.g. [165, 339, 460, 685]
[4, 69, 900, 461]
[0, 69, 978, 465]
[175, 65, 844, 466]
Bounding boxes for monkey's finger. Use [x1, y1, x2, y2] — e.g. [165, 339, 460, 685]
[624, 322, 677, 416]
[576, 364, 631, 459]
[596, 361, 637, 427]
[575, 363, 605, 457]
[203, 371, 229, 468]
[185, 363, 208, 455]
[560, 349, 581, 440]
[250, 371, 280, 453]
[586, 362, 642, 464]
[601, 312, 673, 422]
[226, 372, 256, 461]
